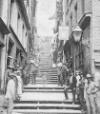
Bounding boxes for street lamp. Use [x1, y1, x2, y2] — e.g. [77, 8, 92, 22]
[72, 25, 83, 75]
[72, 25, 82, 42]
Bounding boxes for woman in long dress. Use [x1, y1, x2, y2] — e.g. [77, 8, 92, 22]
[5, 73, 17, 114]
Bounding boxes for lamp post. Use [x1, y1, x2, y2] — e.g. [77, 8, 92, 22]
[72, 25, 82, 74]
[72, 25, 82, 42]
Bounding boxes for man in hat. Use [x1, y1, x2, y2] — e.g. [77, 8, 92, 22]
[94, 72, 100, 114]
[85, 73, 96, 114]
[5, 73, 17, 114]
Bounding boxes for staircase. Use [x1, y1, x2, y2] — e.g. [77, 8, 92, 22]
[13, 37, 83, 114]
[36, 38, 58, 84]
[13, 85, 83, 114]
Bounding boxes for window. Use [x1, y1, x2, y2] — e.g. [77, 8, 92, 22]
[11, 0, 14, 3]
[81, 0, 85, 14]
[23, 25, 24, 30]
[75, 4, 77, 23]
[70, 14, 72, 32]
[10, 0, 15, 24]
[8, 39, 14, 55]
[7, 39, 14, 67]
[18, 13, 20, 19]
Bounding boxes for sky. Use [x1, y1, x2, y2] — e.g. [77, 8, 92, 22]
[36, 0, 56, 37]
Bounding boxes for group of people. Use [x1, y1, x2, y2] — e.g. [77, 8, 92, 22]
[57, 61, 100, 114]
[84, 72, 100, 114]
[57, 62, 69, 86]
[3, 69, 23, 114]
[57, 63, 100, 114]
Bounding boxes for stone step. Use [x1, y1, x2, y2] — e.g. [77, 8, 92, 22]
[23, 86, 72, 93]
[39, 69, 57, 71]
[14, 99, 77, 104]
[38, 76, 57, 79]
[37, 76, 57, 78]
[39, 62, 52, 64]
[36, 81, 58, 83]
[46, 79, 58, 81]
[13, 109, 82, 114]
[23, 87, 65, 93]
[23, 89, 64, 93]
[36, 82, 58, 84]
[47, 77, 58, 80]
[47, 74, 58, 76]
[14, 103, 80, 110]
[23, 89, 72, 93]
[24, 86, 64, 90]
[39, 70, 57, 72]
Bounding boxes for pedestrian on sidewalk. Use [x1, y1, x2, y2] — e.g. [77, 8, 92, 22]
[5, 73, 17, 114]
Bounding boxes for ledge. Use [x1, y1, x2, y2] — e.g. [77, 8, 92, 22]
[0, 17, 10, 34]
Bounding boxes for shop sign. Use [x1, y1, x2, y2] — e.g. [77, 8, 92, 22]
[58, 26, 69, 40]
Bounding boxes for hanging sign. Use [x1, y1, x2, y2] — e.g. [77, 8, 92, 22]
[58, 26, 69, 40]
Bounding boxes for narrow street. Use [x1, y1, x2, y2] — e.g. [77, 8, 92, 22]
[13, 37, 82, 114]
[1, 0, 100, 114]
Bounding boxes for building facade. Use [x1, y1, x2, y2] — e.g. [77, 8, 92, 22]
[0, 0, 37, 92]
[62, 0, 100, 76]
[24, 0, 37, 61]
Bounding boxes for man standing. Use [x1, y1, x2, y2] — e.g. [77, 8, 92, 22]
[70, 73, 77, 104]
[57, 62, 62, 86]
[85, 74, 96, 114]
[61, 63, 69, 85]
